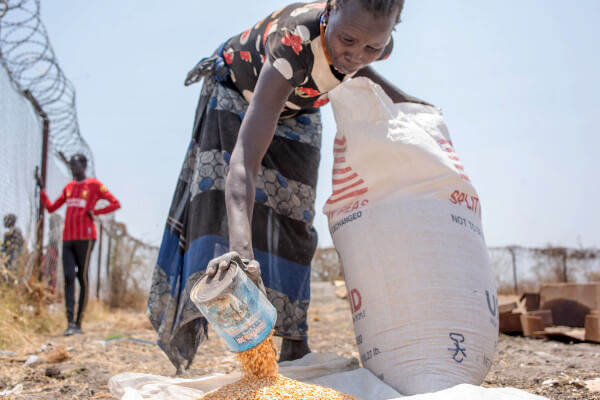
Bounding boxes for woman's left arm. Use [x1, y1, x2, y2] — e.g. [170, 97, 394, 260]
[354, 66, 432, 106]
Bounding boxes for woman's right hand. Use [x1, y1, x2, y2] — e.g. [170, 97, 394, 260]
[206, 251, 265, 293]
[34, 168, 44, 189]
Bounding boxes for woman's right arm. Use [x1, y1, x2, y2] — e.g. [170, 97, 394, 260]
[41, 189, 66, 213]
[225, 59, 293, 260]
[36, 171, 65, 213]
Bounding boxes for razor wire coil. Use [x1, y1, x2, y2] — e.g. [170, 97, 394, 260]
[0, 0, 94, 174]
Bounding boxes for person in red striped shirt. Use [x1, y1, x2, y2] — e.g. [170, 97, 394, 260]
[36, 154, 120, 336]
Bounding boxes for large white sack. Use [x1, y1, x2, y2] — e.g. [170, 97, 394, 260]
[108, 353, 547, 400]
[324, 77, 499, 395]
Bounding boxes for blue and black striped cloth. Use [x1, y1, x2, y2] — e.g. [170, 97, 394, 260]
[147, 52, 322, 371]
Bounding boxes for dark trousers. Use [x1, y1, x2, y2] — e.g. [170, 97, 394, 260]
[62, 240, 95, 325]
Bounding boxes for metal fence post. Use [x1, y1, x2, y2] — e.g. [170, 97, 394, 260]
[508, 247, 518, 294]
[106, 233, 112, 290]
[96, 224, 103, 299]
[23, 90, 49, 279]
[562, 250, 568, 283]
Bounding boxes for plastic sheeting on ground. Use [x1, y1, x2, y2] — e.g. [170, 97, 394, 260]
[108, 353, 547, 400]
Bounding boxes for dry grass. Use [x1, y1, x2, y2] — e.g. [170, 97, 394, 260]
[0, 281, 63, 351]
[0, 241, 151, 353]
[0, 302, 158, 399]
[0, 281, 150, 353]
[84, 299, 151, 331]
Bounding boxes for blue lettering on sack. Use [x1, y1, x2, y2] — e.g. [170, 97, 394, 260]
[485, 290, 499, 327]
[330, 211, 362, 234]
[360, 346, 381, 364]
[448, 332, 467, 363]
[356, 334, 363, 346]
[451, 214, 483, 237]
[485, 290, 497, 317]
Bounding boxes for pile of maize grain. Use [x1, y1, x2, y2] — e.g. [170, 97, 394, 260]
[199, 332, 359, 399]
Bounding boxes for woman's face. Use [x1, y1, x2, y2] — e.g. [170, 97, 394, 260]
[69, 157, 86, 178]
[324, 1, 398, 75]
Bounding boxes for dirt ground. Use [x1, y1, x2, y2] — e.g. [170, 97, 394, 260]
[1, 282, 599, 400]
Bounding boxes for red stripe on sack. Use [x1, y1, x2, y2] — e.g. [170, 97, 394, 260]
[334, 157, 346, 164]
[333, 167, 352, 175]
[331, 179, 364, 196]
[448, 156, 460, 161]
[445, 147, 455, 153]
[454, 164, 464, 171]
[327, 187, 369, 204]
[460, 174, 471, 182]
[332, 173, 358, 185]
[334, 137, 346, 146]
[334, 147, 346, 153]
[437, 139, 449, 145]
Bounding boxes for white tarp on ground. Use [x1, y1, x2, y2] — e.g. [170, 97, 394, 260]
[108, 353, 547, 400]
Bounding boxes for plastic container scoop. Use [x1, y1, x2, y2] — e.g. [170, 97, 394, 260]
[190, 261, 276, 352]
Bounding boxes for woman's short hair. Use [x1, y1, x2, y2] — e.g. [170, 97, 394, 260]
[328, 0, 405, 23]
[70, 153, 88, 168]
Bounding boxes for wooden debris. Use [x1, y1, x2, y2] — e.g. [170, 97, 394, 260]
[540, 282, 600, 311]
[535, 327, 585, 343]
[520, 293, 540, 311]
[499, 301, 518, 314]
[499, 311, 522, 333]
[541, 299, 589, 327]
[528, 310, 553, 327]
[520, 315, 545, 337]
[584, 313, 600, 343]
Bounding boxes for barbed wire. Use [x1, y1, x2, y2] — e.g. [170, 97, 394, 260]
[0, 0, 95, 174]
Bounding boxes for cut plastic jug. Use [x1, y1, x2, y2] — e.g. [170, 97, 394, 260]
[190, 261, 277, 352]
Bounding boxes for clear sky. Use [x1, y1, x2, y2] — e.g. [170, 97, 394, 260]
[40, 1, 599, 249]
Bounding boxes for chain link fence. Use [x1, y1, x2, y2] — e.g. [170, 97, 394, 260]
[312, 245, 600, 294]
[0, 65, 46, 245]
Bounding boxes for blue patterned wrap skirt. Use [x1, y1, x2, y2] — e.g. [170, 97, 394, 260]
[147, 51, 321, 371]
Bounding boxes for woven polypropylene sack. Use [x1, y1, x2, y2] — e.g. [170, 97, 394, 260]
[324, 78, 498, 395]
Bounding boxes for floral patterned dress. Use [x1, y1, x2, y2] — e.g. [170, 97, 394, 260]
[223, 1, 392, 117]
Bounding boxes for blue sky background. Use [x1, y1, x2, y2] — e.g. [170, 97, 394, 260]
[41, 1, 599, 249]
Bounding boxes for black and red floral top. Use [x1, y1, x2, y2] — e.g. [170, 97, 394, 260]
[222, 1, 393, 118]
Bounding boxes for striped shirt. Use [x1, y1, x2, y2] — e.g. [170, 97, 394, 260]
[41, 178, 120, 241]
